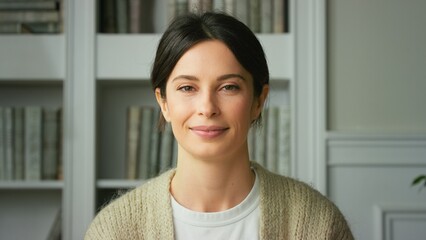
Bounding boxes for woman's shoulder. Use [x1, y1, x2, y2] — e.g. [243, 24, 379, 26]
[84, 169, 176, 239]
[253, 162, 341, 213]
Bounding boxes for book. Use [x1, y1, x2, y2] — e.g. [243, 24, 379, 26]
[148, 108, 161, 178]
[222, 0, 234, 15]
[277, 106, 290, 176]
[24, 106, 42, 180]
[254, 117, 266, 167]
[14, 107, 24, 180]
[56, 108, 63, 180]
[248, 0, 260, 32]
[200, 0, 213, 12]
[261, 0, 273, 33]
[99, 0, 116, 33]
[116, 0, 128, 33]
[0, 107, 4, 180]
[159, 122, 174, 174]
[128, 0, 140, 33]
[188, 0, 202, 14]
[42, 108, 59, 180]
[235, 0, 248, 26]
[176, 0, 188, 16]
[137, 107, 154, 179]
[266, 107, 278, 171]
[273, 0, 285, 33]
[168, 0, 176, 22]
[3, 107, 14, 180]
[126, 106, 141, 179]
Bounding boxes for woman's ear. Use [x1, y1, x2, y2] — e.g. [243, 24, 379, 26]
[251, 84, 269, 121]
[155, 88, 170, 122]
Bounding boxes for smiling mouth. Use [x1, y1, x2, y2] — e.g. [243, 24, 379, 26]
[189, 126, 229, 138]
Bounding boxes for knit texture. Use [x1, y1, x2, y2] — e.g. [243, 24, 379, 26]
[85, 162, 354, 240]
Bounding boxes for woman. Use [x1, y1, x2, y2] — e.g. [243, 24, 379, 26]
[85, 12, 354, 240]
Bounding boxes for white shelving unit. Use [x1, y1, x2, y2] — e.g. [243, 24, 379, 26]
[0, 35, 65, 240]
[1, 0, 328, 239]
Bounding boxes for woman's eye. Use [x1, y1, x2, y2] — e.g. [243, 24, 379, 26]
[222, 85, 240, 91]
[178, 86, 194, 92]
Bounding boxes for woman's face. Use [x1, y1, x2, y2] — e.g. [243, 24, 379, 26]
[156, 40, 268, 161]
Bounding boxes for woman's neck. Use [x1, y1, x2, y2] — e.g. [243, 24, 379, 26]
[170, 146, 255, 212]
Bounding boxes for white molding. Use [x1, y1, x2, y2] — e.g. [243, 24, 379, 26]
[64, 0, 96, 239]
[327, 135, 426, 166]
[374, 203, 426, 240]
[294, 0, 327, 193]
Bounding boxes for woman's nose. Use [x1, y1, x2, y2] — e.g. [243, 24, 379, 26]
[197, 90, 220, 118]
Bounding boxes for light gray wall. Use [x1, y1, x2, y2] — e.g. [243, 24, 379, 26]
[327, 0, 426, 132]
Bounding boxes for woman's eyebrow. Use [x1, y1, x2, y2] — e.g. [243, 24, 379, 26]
[171, 75, 198, 82]
[171, 73, 246, 82]
[217, 73, 246, 81]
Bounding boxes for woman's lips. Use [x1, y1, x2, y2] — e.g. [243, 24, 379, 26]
[190, 126, 229, 139]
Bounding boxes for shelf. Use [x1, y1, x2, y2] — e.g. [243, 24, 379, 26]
[0, 35, 65, 80]
[97, 179, 146, 189]
[96, 34, 293, 80]
[0, 181, 64, 190]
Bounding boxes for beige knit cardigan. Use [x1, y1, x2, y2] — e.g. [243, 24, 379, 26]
[85, 162, 354, 240]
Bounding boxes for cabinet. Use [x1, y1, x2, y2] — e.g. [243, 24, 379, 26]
[1, 0, 323, 239]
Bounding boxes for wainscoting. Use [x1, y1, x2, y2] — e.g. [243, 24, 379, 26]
[326, 134, 426, 239]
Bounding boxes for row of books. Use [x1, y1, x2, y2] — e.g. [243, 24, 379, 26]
[125, 105, 290, 180]
[126, 106, 177, 180]
[0, 0, 63, 34]
[248, 106, 291, 176]
[99, 0, 288, 34]
[0, 106, 63, 181]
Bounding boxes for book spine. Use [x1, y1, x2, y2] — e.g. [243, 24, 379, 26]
[24, 106, 42, 181]
[223, 0, 234, 15]
[235, 0, 248, 26]
[266, 107, 278, 172]
[100, 0, 116, 33]
[4, 107, 14, 180]
[116, 0, 128, 33]
[42, 108, 59, 180]
[168, 0, 176, 23]
[176, 0, 188, 16]
[57, 108, 63, 180]
[159, 123, 174, 174]
[149, 108, 161, 178]
[128, 0, 140, 33]
[248, 0, 260, 33]
[14, 107, 24, 180]
[247, 127, 255, 161]
[261, 0, 273, 33]
[254, 117, 266, 167]
[126, 106, 141, 179]
[0, 107, 4, 180]
[273, 0, 285, 33]
[201, 0, 213, 12]
[188, 0, 202, 13]
[278, 106, 290, 176]
[138, 107, 153, 179]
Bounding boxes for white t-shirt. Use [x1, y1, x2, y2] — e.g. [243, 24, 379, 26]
[171, 172, 260, 240]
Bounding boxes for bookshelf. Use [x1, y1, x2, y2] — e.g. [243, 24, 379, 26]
[1, 0, 330, 239]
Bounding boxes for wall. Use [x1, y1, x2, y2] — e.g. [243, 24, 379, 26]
[326, 1, 426, 239]
[327, 0, 426, 132]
